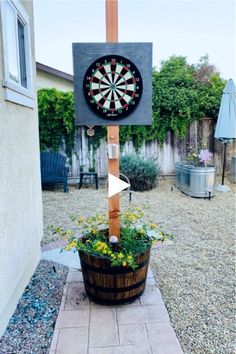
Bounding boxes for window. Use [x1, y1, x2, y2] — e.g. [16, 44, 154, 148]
[1, 0, 34, 107]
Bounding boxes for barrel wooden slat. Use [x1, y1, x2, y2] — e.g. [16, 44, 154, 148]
[79, 248, 150, 305]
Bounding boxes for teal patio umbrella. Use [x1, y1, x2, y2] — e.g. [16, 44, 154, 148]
[214, 79, 236, 186]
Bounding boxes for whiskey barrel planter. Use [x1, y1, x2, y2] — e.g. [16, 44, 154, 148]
[79, 247, 151, 305]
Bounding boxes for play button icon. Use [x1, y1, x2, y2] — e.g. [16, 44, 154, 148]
[108, 173, 130, 198]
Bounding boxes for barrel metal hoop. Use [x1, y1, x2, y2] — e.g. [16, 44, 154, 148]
[80, 259, 149, 274]
[85, 290, 145, 305]
[85, 278, 146, 293]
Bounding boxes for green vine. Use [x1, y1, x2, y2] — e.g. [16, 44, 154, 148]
[38, 56, 225, 155]
[87, 126, 107, 152]
[38, 88, 75, 156]
[87, 126, 107, 170]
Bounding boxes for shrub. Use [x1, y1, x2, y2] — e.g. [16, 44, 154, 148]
[38, 88, 74, 156]
[120, 154, 159, 192]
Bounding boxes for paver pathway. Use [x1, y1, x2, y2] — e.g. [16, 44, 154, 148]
[42, 246, 183, 354]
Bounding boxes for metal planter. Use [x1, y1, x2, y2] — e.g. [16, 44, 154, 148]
[230, 156, 236, 183]
[175, 163, 216, 198]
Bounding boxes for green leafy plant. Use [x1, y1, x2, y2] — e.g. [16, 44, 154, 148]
[194, 55, 226, 118]
[38, 88, 75, 156]
[54, 207, 171, 270]
[119, 56, 224, 149]
[120, 154, 159, 191]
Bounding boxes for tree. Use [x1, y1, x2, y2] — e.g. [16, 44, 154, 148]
[194, 55, 226, 118]
[152, 56, 200, 141]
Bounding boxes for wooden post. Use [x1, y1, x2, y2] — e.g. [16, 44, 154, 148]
[106, 0, 120, 238]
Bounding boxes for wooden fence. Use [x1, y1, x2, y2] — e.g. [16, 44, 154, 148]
[59, 117, 236, 181]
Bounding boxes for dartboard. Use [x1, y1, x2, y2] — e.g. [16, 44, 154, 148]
[83, 55, 143, 119]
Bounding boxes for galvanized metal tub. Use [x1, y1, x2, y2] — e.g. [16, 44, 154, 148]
[175, 163, 215, 198]
[230, 156, 236, 183]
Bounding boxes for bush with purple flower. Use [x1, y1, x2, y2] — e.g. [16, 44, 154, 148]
[198, 149, 213, 167]
[186, 143, 213, 167]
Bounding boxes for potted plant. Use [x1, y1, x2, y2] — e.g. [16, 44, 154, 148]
[55, 207, 170, 305]
[175, 145, 216, 198]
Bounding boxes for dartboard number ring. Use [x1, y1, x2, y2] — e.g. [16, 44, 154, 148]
[83, 55, 143, 119]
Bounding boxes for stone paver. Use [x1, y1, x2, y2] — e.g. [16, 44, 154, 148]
[55, 310, 89, 328]
[64, 282, 90, 310]
[42, 247, 183, 354]
[146, 322, 184, 354]
[147, 267, 154, 278]
[50, 329, 59, 351]
[41, 239, 67, 252]
[89, 344, 152, 354]
[140, 284, 165, 306]
[56, 327, 88, 354]
[89, 308, 119, 347]
[118, 324, 149, 346]
[117, 304, 170, 324]
[66, 269, 84, 282]
[41, 247, 81, 268]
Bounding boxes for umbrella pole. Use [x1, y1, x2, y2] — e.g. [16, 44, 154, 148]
[222, 142, 227, 185]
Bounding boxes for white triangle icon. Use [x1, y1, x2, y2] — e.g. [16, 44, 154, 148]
[108, 173, 130, 198]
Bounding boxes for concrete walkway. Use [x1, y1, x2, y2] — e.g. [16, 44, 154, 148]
[42, 246, 183, 354]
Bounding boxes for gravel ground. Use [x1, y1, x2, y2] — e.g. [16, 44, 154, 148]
[0, 260, 68, 354]
[42, 179, 235, 354]
[42, 184, 133, 244]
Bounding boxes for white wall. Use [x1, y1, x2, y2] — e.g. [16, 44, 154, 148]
[37, 70, 73, 92]
[0, 0, 43, 336]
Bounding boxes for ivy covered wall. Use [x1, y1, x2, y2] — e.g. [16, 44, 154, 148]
[38, 88, 75, 156]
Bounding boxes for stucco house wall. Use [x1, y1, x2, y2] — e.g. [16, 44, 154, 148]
[0, 0, 43, 336]
[36, 63, 73, 92]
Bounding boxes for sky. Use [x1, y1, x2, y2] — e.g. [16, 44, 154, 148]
[33, 0, 236, 80]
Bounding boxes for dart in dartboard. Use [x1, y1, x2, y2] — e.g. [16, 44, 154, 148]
[83, 55, 143, 119]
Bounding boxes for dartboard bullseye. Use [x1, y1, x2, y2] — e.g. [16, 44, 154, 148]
[83, 55, 143, 119]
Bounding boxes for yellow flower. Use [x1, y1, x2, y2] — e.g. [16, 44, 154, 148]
[64, 240, 77, 251]
[118, 253, 124, 259]
[103, 250, 107, 254]
[92, 228, 98, 235]
[129, 214, 137, 222]
[149, 223, 156, 229]
[61, 232, 68, 240]
[122, 261, 127, 267]
[127, 255, 132, 260]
